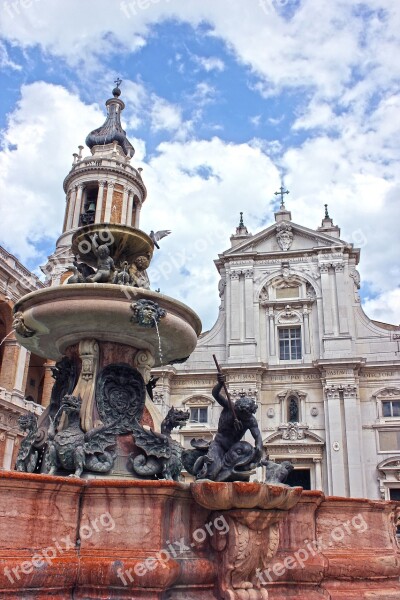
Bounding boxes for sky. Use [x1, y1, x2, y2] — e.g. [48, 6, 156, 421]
[0, 0, 399, 331]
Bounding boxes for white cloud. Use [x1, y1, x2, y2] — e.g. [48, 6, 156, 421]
[363, 289, 400, 327]
[0, 41, 21, 70]
[135, 137, 281, 327]
[192, 55, 225, 72]
[150, 97, 182, 132]
[0, 82, 103, 261]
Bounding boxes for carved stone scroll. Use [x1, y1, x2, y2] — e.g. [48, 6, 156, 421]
[210, 509, 288, 600]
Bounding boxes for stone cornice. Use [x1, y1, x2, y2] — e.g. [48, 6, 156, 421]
[63, 164, 147, 199]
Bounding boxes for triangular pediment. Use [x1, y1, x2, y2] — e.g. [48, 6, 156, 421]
[222, 221, 348, 258]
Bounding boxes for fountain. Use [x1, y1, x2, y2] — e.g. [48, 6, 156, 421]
[0, 84, 399, 600]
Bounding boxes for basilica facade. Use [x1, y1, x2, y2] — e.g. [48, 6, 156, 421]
[154, 203, 400, 500]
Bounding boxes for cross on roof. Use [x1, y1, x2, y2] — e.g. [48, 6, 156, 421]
[114, 77, 122, 88]
[274, 185, 289, 208]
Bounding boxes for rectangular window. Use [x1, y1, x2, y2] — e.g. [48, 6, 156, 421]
[190, 407, 208, 423]
[279, 327, 302, 360]
[382, 401, 400, 417]
[379, 430, 400, 451]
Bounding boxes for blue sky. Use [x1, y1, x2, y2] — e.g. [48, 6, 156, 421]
[0, 0, 399, 329]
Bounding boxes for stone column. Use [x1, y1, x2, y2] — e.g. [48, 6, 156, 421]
[65, 186, 77, 231]
[319, 263, 334, 335]
[324, 384, 348, 497]
[343, 384, 365, 497]
[121, 186, 129, 226]
[133, 199, 142, 228]
[2, 434, 15, 470]
[244, 269, 254, 339]
[72, 184, 84, 229]
[95, 181, 106, 223]
[14, 346, 30, 393]
[41, 360, 56, 408]
[230, 271, 240, 340]
[126, 189, 134, 226]
[62, 190, 71, 231]
[334, 263, 349, 334]
[103, 182, 115, 222]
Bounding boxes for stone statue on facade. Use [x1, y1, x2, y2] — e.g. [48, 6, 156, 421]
[182, 369, 263, 482]
[45, 394, 117, 477]
[129, 407, 189, 481]
[15, 413, 40, 473]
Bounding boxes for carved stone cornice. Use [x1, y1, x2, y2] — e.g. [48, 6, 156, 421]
[63, 164, 147, 198]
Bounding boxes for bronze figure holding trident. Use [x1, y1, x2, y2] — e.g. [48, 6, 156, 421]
[183, 356, 263, 481]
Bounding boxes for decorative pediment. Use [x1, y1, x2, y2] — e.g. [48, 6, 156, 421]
[373, 388, 400, 400]
[265, 424, 324, 445]
[221, 221, 349, 258]
[182, 395, 214, 407]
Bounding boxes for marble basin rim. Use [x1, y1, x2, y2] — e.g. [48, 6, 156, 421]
[13, 284, 202, 366]
[72, 223, 155, 267]
[190, 480, 303, 510]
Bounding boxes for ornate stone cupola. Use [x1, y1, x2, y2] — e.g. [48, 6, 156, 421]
[42, 82, 147, 285]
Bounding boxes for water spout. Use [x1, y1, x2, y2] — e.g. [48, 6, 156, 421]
[153, 316, 163, 366]
[0, 330, 13, 347]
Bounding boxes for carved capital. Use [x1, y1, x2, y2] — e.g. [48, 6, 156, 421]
[244, 269, 254, 279]
[98, 180, 106, 188]
[325, 384, 341, 400]
[334, 262, 345, 273]
[230, 271, 240, 280]
[319, 263, 330, 274]
[342, 384, 357, 398]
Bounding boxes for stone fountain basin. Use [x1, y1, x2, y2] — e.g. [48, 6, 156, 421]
[13, 284, 202, 365]
[191, 480, 302, 511]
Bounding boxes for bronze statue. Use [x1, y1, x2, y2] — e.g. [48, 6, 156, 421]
[86, 233, 115, 283]
[129, 407, 189, 481]
[15, 413, 39, 473]
[261, 457, 294, 484]
[46, 394, 117, 478]
[182, 365, 263, 482]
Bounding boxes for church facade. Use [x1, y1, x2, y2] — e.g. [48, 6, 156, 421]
[155, 203, 400, 500]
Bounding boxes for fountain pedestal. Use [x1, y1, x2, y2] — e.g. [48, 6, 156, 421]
[1, 473, 399, 599]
